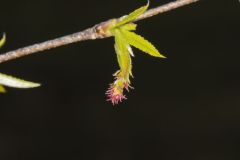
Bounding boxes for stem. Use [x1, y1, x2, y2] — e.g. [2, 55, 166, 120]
[135, 0, 199, 22]
[0, 0, 199, 64]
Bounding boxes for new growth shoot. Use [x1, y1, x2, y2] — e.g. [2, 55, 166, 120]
[102, 2, 165, 105]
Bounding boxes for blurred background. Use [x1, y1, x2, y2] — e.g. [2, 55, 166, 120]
[0, 0, 240, 159]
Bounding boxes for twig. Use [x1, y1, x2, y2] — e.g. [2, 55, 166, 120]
[135, 0, 199, 21]
[0, 0, 199, 64]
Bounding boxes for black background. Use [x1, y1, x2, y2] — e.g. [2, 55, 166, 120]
[0, 0, 240, 159]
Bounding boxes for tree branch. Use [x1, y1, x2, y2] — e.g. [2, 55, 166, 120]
[0, 0, 199, 64]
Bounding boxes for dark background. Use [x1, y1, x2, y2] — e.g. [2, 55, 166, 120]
[0, 0, 240, 159]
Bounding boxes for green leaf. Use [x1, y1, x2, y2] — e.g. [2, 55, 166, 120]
[120, 23, 137, 31]
[120, 29, 166, 58]
[0, 33, 6, 48]
[0, 72, 41, 89]
[114, 29, 133, 79]
[0, 33, 41, 93]
[114, 1, 149, 28]
[0, 85, 6, 93]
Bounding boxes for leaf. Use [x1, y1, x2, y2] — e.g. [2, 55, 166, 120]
[0, 85, 6, 93]
[0, 33, 6, 48]
[114, 29, 133, 79]
[120, 29, 166, 58]
[120, 23, 137, 31]
[114, 1, 149, 28]
[0, 72, 41, 89]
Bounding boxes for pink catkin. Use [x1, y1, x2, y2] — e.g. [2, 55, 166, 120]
[106, 81, 129, 105]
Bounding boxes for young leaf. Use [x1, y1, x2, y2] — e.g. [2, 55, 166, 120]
[0, 33, 6, 48]
[114, 1, 149, 28]
[120, 23, 137, 31]
[0, 73, 41, 89]
[120, 29, 165, 58]
[114, 29, 133, 79]
[0, 33, 41, 93]
[0, 85, 6, 93]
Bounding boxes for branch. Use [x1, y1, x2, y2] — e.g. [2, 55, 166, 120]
[0, 0, 199, 64]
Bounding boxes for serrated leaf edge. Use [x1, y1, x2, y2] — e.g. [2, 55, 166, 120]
[120, 29, 166, 58]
